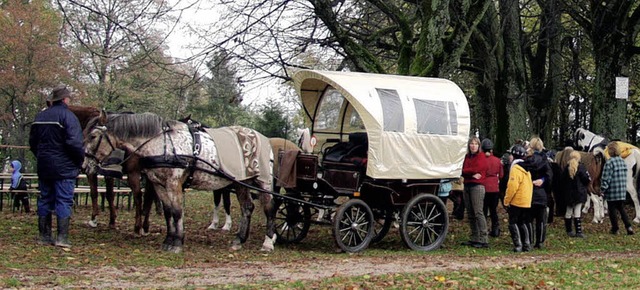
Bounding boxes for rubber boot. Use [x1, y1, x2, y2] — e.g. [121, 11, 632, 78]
[37, 214, 54, 245]
[574, 218, 584, 238]
[508, 224, 522, 252]
[520, 223, 531, 252]
[55, 217, 71, 248]
[565, 218, 575, 237]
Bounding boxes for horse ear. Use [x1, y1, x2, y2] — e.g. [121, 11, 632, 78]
[99, 109, 108, 125]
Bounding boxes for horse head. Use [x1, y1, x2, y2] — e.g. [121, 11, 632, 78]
[82, 111, 120, 174]
[574, 128, 607, 152]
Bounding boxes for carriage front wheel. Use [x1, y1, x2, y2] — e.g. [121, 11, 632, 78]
[274, 199, 311, 244]
[400, 193, 449, 251]
[332, 199, 374, 253]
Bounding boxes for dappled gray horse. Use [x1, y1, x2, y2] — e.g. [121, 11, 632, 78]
[83, 111, 276, 253]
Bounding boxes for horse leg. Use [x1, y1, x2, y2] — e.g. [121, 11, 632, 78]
[105, 177, 117, 229]
[231, 186, 254, 251]
[626, 170, 640, 223]
[207, 190, 223, 230]
[222, 189, 232, 231]
[582, 193, 592, 214]
[133, 175, 145, 236]
[259, 190, 276, 252]
[87, 173, 100, 228]
[141, 177, 155, 235]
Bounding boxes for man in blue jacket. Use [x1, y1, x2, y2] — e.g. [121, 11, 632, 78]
[29, 85, 84, 248]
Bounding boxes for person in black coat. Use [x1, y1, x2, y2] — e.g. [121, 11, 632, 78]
[29, 85, 84, 248]
[519, 138, 553, 249]
[560, 150, 590, 238]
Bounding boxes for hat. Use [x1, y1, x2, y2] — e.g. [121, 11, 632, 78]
[47, 86, 72, 102]
[481, 138, 493, 151]
[510, 145, 527, 159]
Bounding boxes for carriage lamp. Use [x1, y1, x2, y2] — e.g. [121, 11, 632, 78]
[353, 191, 360, 197]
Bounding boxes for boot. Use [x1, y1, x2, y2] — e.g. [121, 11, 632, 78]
[490, 224, 501, 237]
[534, 222, 546, 249]
[508, 224, 522, 252]
[37, 214, 54, 245]
[574, 218, 584, 238]
[520, 223, 531, 252]
[565, 218, 575, 237]
[55, 217, 71, 248]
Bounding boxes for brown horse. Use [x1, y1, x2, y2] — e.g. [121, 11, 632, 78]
[70, 106, 155, 235]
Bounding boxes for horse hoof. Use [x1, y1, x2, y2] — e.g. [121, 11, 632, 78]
[221, 224, 231, 231]
[231, 244, 242, 251]
[87, 220, 98, 228]
[207, 224, 217, 230]
[161, 244, 170, 251]
[634, 218, 640, 224]
[260, 234, 276, 251]
[168, 246, 182, 254]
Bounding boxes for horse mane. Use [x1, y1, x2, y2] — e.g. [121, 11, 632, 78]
[87, 112, 179, 140]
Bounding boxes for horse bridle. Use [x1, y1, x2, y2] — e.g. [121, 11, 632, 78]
[85, 125, 118, 164]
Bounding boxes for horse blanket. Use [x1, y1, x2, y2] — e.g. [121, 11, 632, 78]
[205, 126, 272, 189]
[603, 141, 638, 160]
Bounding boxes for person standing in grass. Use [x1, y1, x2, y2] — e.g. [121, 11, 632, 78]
[10, 160, 30, 213]
[29, 86, 84, 248]
[560, 151, 590, 238]
[481, 138, 504, 237]
[504, 145, 532, 252]
[461, 136, 489, 248]
[600, 141, 634, 235]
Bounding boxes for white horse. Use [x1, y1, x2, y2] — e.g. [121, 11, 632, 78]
[575, 128, 640, 223]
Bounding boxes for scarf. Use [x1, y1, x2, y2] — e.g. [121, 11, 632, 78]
[11, 160, 22, 189]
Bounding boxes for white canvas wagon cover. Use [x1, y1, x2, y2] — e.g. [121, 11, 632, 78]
[293, 70, 470, 180]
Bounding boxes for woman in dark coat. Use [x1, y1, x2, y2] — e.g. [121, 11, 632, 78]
[561, 151, 590, 238]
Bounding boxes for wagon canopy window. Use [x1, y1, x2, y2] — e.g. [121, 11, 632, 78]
[413, 99, 458, 135]
[315, 88, 344, 130]
[376, 88, 404, 132]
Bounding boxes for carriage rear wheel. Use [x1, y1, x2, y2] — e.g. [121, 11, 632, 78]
[274, 199, 311, 244]
[332, 199, 374, 253]
[400, 193, 449, 251]
[371, 207, 394, 243]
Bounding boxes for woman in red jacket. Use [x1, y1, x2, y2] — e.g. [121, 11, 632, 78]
[482, 139, 504, 237]
[461, 137, 489, 248]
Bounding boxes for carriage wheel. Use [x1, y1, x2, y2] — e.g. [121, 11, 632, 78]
[332, 199, 374, 253]
[400, 193, 449, 251]
[274, 199, 311, 244]
[370, 207, 394, 243]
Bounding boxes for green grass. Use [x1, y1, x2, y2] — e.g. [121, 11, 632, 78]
[2, 190, 640, 288]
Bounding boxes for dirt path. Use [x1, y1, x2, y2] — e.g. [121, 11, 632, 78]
[10, 251, 640, 288]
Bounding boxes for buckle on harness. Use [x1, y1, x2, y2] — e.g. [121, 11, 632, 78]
[193, 143, 201, 156]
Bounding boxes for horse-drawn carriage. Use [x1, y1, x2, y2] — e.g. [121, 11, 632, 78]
[272, 70, 471, 252]
[82, 69, 470, 254]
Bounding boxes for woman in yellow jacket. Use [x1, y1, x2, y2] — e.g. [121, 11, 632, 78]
[504, 145, 533, 252]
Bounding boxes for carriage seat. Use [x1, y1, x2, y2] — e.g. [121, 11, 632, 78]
[323, 132, 368, 166]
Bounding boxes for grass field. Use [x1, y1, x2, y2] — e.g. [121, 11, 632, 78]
[1, 190, 640, 288]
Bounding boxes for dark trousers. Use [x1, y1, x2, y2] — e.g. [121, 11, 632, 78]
[12, 192, 30, 212]
[607, 200, 632, 231]
[483, 192, 500, 228]
[451, 190, 464, 219]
